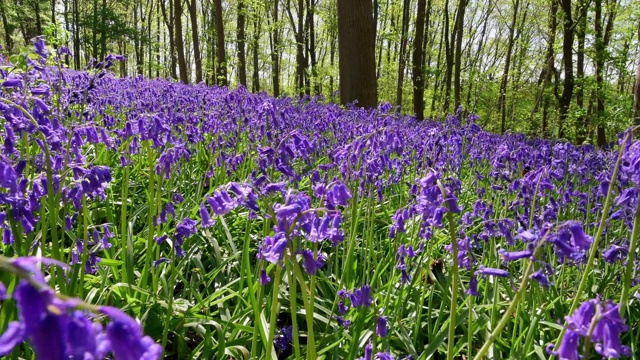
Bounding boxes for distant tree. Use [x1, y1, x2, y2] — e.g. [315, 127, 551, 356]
[412, 0, 427, 120]
[173, 0, 188, 83]
[214, 0, 226, 86]
[236, 0, 247, 86]
[336, 0, 377, 108]
[188, 0, 203, 83]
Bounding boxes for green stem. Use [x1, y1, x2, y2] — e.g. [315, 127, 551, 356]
[473, 240, 545, 360]
[285, 253, 302, 360]
[554, 130, 630, 349]
[620, 192, 640, 316]
[266, 265, 283, 360]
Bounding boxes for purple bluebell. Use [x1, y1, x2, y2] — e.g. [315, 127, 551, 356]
[199, 203, 215, 228]
[476, 266, 510, 278]
[273, 326, 293, 352]
[376, 315, 388, 337]
[101, 306, 163, 360]
[257, 232, 288, 263]
[350, 285, 372, 308]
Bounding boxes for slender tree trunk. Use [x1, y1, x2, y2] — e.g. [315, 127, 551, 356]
[453, 0, 468, 108]
[557, 0, 574, 139]
[634, 21, 640, 125]
[73, 0, 81, 68]
[252, 15, 261, 92]
[307, 0, 318, 95]
[413, 0, 427, 120]
[100, 0, 107, 59]
[396, 0, 411, 109]
[187, 0, 202, 83]
[236, 0, 247, 86]
[575, 1, 587, 144]
[174, 0, 189, 83]
[270, 1, 280, 96]
[160, 0, 177, 78]
[499, 0, 519, 133]
[336, 0, 377, 108]
[34, 0, 42, 36]
[376, 0, 390, 79]
[594, 0, 618, 146]
[443, 0, 453, 112]
[214, 0, 227, 86]
[0, 0, 13, 51]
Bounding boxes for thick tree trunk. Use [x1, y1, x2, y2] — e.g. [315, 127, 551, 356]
[214, 0, 226, 86]
[396, 0, 411, 109]
[73, 0, 81, 68]
[174, 0, 189, 83]
[336, 0, 377, 108]
[188, 0, 203, 83]
[413, 0, 427, 120]
[237, 0, 247, 86]
[499, 0, 519, 133]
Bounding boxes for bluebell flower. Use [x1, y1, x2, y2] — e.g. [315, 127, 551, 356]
[101, 306, 163, 360]
[476, 266, 510, 278]
[258, 232, 288, 263]
[350, 285, 372, 308]
[273, 326, 293, 352]
[376, 315, 388, 337]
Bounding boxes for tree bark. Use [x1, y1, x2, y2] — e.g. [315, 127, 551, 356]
[160, 0, 177, 78]
[174, 0, 189, 83]
[213, 0, 226, 86]
[251, 15, 261, 92]
[634, 20, 640, 125]
[270, 1, 280, 96]
[575, 1, 587, 144]
[188, 0, 203, 83]
[0, 0, 13, 51]
[557, 0, 574, 139]
[453, 0, 468, 109]
[413, 0, 427, 120]
[499, 0, 519, 133]
[594, 0, 618, 146]
[443, 0, 453, 112]
[336, 0, 377, 108]
[237, 0, 247, 86]
[396, 0, 411, 109]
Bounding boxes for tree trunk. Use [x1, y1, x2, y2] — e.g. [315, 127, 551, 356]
[453, 0, 468, 109]
[214, 0, 227, 86]
[634, 21, 640, 125]
[557, 0, 574, 139]
[307, 0, 318, 95]
[174, 0, 189, 83]
[594, 0, 618, 146]
[499, 0, 519, 133]
[413, 0, 427, 120]
[336, 0, 377, 108]
[443, 0, 453, 113]
[237, 0, 247, 86]
[73, 0, 81, 69]
[270, 1, 280, 96]
[0, 0, 13, 51]
[251, 15, 261, 92]
[396, 0, 411, 109]
[187, 0, 202, 83]
[575, 1, 587, 144]
[160, 0, 177, 78]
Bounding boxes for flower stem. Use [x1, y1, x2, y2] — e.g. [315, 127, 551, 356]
[620, 192, 640, 316]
